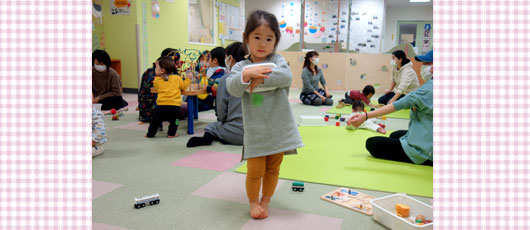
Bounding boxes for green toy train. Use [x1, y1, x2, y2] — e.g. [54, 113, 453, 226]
[292, 181, 304, 192]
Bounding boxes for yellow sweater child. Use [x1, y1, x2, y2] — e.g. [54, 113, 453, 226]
[146, 56, 191, 138]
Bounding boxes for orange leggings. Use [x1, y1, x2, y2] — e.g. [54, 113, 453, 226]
[245, 152, 284, 201]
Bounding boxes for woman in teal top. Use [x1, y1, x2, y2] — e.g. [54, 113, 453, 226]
[347, 50, 433, 166]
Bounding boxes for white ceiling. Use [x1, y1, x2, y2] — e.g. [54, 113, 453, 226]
[386, 0, 433, 7]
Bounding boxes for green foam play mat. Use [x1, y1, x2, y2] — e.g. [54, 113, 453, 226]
[235, 126, 433, 197]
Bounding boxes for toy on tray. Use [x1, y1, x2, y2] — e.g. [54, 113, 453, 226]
[320, 188, 375, 215]
[134, 193, 160, 209]
[292, 181, 304, 192]
[396, 203, 410, 217]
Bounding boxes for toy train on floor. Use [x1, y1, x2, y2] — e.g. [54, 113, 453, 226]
[134, 193, 160, 209]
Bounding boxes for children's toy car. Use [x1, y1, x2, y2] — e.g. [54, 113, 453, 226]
[292, 181, 304, 192]
[134, 193, 160, 209]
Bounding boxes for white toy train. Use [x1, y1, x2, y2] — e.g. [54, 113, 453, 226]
[134, 193, 160, 209]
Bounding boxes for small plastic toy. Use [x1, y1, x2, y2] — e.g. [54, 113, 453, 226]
[292, 181, 304, 192]
[415, 214, 425, 223]
[378, 124, 385, 129]
[381, 116, 387, 120]
[119, 111, 124, 117]
[112, 114, 119, 120]
[110, 109, 117, 115]
[336, 122, 340, 126]
[395, 203, 410, 218]
[335, 115, 339, 120]
[134, 193, 160, 209]
[340, 117, 345, 122]
[324, 117, 329, 121]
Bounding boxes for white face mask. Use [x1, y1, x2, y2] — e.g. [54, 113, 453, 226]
[225, 56, 232, 71]
[312, 58, 319, 65]
[94, 64, 107, 72]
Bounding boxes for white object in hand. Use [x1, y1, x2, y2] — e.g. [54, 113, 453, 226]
[243, 63, 278, 93]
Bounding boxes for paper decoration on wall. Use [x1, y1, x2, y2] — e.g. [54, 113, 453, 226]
[373, 83, 380, 89]
[373, 16, 378, 19]
[151, 0, 160, 18]
[322, 64, 328, 69]
[355, 17, 360, 21]
[321, 37, 327, 43]
[279, 20, 287, 28]
[342, 12, 346, 15]
[304, 21, 308, 27]
[381, 65, 389, 72]
[110, 0, 131, 15]
[320, 26, 325, 32]
[93, 3, 103, 24]
[424, 24, 432, 37]
[367, 30, 372, 33]
[286, 26, 293, 34]
[336, 80, 342, 86]
[374, 26, 379, 29]
[370, 45, 376, 48]
[360, 74, 367, 80]
[340, 25, 345, 29]
[368, 22, 373, 25]
[332, 15, 337, 18]
[309, 25, 317, 33]
[367, 39, 372, 42]
[350, 59, 356, 66]
[371, 35, 379, 38]
[313, 30, 323, 38]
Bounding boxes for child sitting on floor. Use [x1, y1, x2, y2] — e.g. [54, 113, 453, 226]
[345, 100, 386, 134]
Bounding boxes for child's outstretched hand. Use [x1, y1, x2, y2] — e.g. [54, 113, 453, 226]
[346, 113, 365, 128]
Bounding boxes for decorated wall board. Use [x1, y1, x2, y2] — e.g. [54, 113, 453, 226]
[279, 51, 391, 93]
[348, 0, 384, 53]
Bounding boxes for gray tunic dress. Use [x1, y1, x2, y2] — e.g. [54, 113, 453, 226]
[204, 73, 244, 145]
[226, 54, 304, 160]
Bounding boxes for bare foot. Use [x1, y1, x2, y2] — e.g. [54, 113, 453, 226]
[260, 196, 271, 218]
[249, 200, 265, 219]
[377, 127, 386, 134]
[167, 134, 179, 138]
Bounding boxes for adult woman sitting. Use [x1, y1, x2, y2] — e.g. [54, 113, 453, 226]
[92, 50, 128, 110]
[299, 51, 333, 106]
[378, 50, 419, 105]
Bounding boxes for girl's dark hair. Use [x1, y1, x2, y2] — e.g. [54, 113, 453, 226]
[352, 100, 364, 112]
[161, 48, 180, 62]
[209, 47, 226, 67]
[225, 42, 247, 63]
[362, 85, 375, 96]
[92, 49, 111, 68]
[243, 10, 281, 55]
[392, 50, 410, 66]
[156, 56, 177, 80]
[303, 51, 319, 74]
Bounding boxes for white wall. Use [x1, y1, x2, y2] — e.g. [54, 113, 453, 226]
[383, 6, 433, 52]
